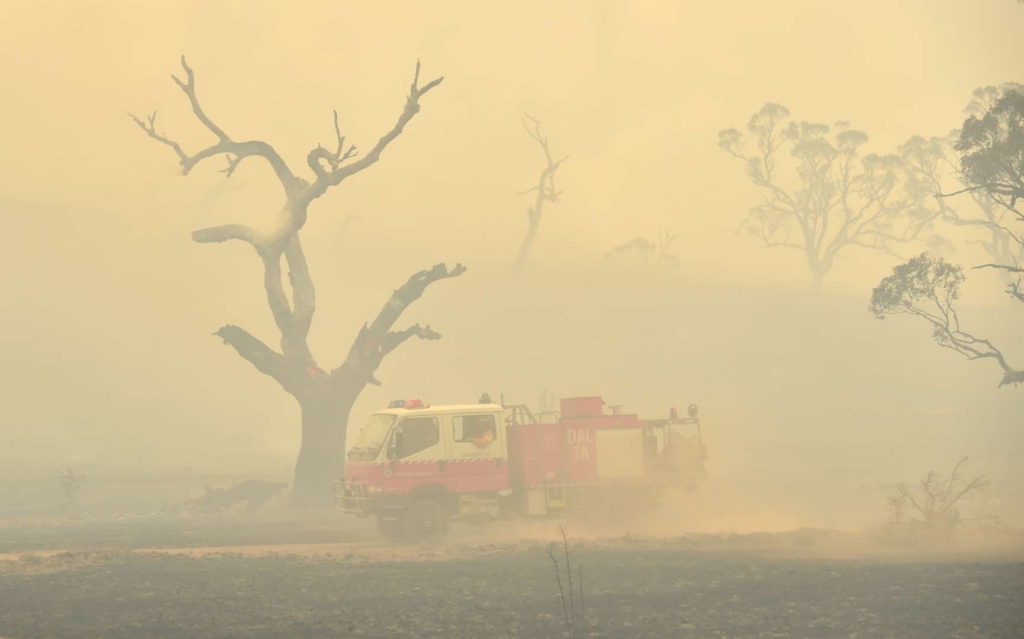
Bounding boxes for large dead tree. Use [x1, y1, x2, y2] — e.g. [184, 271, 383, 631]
[513, 115, 567, 273]
[131, 57, 462, 505]
[719, 105, 937, 292]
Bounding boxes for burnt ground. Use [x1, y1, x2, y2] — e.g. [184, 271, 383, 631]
[1, 526, 1023, 639]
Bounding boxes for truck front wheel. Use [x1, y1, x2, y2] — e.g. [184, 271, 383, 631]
[402, 499, 449, 542]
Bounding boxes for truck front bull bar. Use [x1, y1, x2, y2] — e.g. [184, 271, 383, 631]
[332, 480, 373, 516]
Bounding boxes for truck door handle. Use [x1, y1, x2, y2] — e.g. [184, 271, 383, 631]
[496, 458, 503, 469]
[439, 460, 446, 471]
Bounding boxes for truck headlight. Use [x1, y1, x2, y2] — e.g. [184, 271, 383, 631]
[365, 484, 384, 494]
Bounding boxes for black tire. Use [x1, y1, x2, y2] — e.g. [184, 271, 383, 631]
[376, 516, 403, 543]
[402, 499, 449, 542]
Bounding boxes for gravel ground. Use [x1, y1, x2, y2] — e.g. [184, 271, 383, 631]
[1, 534, 1022, 639]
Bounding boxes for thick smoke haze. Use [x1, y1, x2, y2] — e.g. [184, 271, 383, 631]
[1, 0, 1021, 530]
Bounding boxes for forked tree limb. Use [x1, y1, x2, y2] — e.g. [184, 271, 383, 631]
[901, 299, 1018, 384]
[368, 262, 468, 335]
[335, 263, 466, 383]
[1008, 279, 1024, 305]
[130, 57, 303, 198]
[295, 61, 444, 218]
[171, 56, 230, 142]
[873, 255, 1022, 388]
[132, 56, 442, 243]
[380, 324, 443, 359]
[213, 325, 297, 393]
[307, 110, 359, 179]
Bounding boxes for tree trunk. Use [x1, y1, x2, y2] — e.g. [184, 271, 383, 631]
[513, 212, 540, 273]
[810, 267, 825, 294]
[291, 395, 354, 507]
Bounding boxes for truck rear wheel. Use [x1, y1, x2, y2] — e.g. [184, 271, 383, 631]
[402, 499, 449, 542]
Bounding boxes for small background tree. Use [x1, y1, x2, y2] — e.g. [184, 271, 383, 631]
[58, 468, 84, 515]
[886, 457, 992, 542]
[602, 230, 680, 271]
[719, 104, 938, 292]
[513, 115, 567, 273]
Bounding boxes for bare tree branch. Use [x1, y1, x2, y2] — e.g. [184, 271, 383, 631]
[974, 263, 1024, 273]
[306, 110, 359, 179]
[131, 56, 303, 197]
[334, 263, 467, 383]
[380, 324, 443, 358]
[871, 253, 1022, 388]
[295, 61, 444, 224]
[213, 325, 297, 393]
[191, 224, 257, 245]
[937, 185, 990, 199]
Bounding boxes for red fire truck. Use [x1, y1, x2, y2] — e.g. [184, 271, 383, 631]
[334, 395, 706, 541]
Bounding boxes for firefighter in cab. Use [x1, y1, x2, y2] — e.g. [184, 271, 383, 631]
[472, 393, 496, 447]
[472, 418, 495, 447]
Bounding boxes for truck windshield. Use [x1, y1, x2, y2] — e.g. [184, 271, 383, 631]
[347, 414, 397, 462]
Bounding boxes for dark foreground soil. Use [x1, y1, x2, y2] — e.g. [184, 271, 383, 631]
[1, 535, 1022, 639]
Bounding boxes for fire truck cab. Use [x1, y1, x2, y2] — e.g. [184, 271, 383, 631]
[334, 395, 705, 541]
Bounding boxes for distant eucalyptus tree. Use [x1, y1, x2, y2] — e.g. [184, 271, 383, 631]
[720, 104, 937, 292]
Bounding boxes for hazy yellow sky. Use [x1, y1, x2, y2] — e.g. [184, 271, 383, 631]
[3, 1, 1023, 287]
[1, 1, 1022, 480]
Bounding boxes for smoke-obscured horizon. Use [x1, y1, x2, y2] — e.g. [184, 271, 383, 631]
[1, 0, 1022, 531]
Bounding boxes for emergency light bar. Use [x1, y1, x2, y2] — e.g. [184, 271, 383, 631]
[387, 398, 426, 409]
